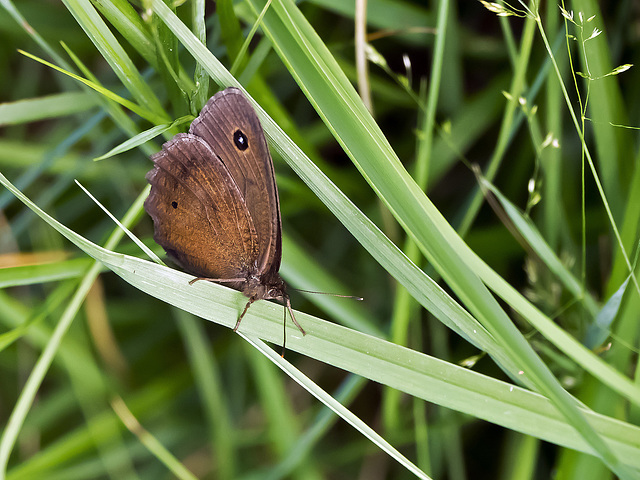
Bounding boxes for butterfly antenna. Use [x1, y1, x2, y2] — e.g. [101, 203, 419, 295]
[290, 288, 363, 301]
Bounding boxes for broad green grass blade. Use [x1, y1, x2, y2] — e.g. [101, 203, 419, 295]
[1, 172, 640, 467]
[241, 333, 431, 479]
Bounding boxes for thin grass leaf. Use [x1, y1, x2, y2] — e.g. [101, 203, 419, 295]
[230, 0, 273, 76]
[92, 116, 193, 161]
[74, 180, 161, 264]
[111, 397, 198, 480]
[18, 50, 165, 124]
[174, 310, 237, 479]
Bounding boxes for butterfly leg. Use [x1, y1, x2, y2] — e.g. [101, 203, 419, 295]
[233, 297, 255, 331]
[285, 297, 306, 336]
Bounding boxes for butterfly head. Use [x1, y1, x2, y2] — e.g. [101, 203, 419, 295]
[242, 272, 287, 302]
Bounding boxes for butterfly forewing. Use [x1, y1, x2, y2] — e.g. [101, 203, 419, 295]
[189, 88, 282, 276]
[145, 133, 259, 282]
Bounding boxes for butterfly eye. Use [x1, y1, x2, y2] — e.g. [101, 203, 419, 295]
[233, 130, 249, 151]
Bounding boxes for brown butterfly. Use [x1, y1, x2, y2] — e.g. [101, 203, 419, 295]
[144, 88, 306, 346]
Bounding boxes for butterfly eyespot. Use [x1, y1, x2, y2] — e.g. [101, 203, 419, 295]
[233, 130, 249, 151]
[171, 201, 178, 209]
